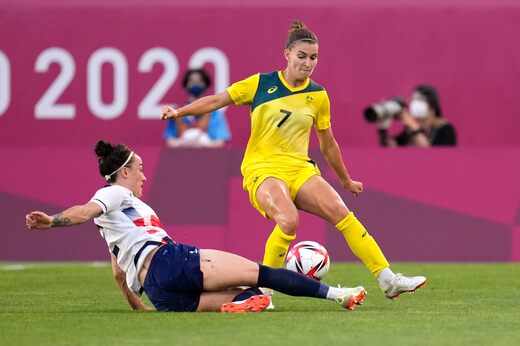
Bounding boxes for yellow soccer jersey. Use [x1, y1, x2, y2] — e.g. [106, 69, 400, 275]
[227, 71, 331, 177]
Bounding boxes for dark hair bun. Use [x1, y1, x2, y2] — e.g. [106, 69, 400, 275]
[94, 140, 113, 158]
[290, 21, 307, 32]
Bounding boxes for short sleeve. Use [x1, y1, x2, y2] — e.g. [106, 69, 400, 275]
[226, 74, 260, 105]
[90, 185, 128, 214]
[315, 91, 331, 130]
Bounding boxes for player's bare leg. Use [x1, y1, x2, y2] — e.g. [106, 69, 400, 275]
[256, 177, 300, 309]
[199, 249, 259, 290]
[197, 289, 245, 312]
[295, 175, 426, 299]
[198, 249, 270, 313]
[294, 175, 350, 225]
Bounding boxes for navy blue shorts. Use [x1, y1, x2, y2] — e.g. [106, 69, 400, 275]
[143, 243, 204, 312]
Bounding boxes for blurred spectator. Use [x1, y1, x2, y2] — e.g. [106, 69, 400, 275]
[164, 68, 231, 147]
[378, 85, 457, 147]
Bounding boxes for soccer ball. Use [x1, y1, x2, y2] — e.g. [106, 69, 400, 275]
[285, 241, 330, 280]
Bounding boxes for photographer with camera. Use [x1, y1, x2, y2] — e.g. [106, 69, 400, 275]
[364, 85, 457, 147]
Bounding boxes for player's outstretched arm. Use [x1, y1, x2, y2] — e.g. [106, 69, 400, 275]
[161, 91, 233, 120]
[25, 202, 103, 229]
[315, 127, 363, 197]
[110, 255, 153, 311]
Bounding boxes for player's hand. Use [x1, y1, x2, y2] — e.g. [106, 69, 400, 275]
[345, 180, 363, 197]
[25, 211, 52, 229]
[161, 105, 179, 120]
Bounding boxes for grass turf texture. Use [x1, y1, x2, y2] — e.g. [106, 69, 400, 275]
[1, 263, 519, 346]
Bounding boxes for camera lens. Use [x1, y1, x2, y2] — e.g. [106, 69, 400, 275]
[363, 107, 378, 123]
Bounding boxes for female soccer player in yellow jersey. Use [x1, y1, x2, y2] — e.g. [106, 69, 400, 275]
[162, 21, 426, 300]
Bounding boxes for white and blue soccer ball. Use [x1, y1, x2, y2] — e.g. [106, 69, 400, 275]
[285, 241, 330, 280]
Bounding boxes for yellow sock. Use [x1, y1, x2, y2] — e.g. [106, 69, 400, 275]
[262, 225, 296, 268]
[336, 212, 390, 277]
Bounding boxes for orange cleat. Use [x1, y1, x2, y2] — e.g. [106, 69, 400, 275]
[221, 294, 271, 313]
[335, 286, 367, 310]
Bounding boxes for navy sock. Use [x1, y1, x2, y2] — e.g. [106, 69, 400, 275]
[257, 264, 329, 299]
[232, 287, 263, 302]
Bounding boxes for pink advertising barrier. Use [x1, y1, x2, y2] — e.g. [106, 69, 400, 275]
[1, 0, 520, 148]
[1, 146, 518, 262]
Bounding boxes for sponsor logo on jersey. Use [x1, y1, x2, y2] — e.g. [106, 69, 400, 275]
[306, 95, 314, 103]
[267, 86, 278, 94]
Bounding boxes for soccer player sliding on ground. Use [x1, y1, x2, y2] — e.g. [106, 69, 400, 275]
[161, 21, 426, 306]
[25, 140, 366, 313]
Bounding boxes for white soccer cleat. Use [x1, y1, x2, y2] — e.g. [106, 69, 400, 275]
[260, 288, 275, 310]
[335, 286, 367, 310]
[383, 273, 427, 300]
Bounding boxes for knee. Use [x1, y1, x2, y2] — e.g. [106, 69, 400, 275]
[276, 211, 299, 235]
[325, 201, 350, 224]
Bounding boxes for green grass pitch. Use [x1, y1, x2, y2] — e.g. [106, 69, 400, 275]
[1, 262, 519, 346]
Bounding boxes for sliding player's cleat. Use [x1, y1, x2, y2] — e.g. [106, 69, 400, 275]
[335, 286, 367, 310]
[221, 294, 271, 313]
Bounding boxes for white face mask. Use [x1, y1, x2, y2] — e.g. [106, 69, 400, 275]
[409, 100, 429, 119]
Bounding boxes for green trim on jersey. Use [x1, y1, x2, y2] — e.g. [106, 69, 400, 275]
[226, 71, 331, 178]
[251, 72, 324, 113]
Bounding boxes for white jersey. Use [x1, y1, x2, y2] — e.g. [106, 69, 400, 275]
[90, 185, 172, 294]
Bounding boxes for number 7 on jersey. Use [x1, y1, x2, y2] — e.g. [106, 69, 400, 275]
[277, 109, 292, 128]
